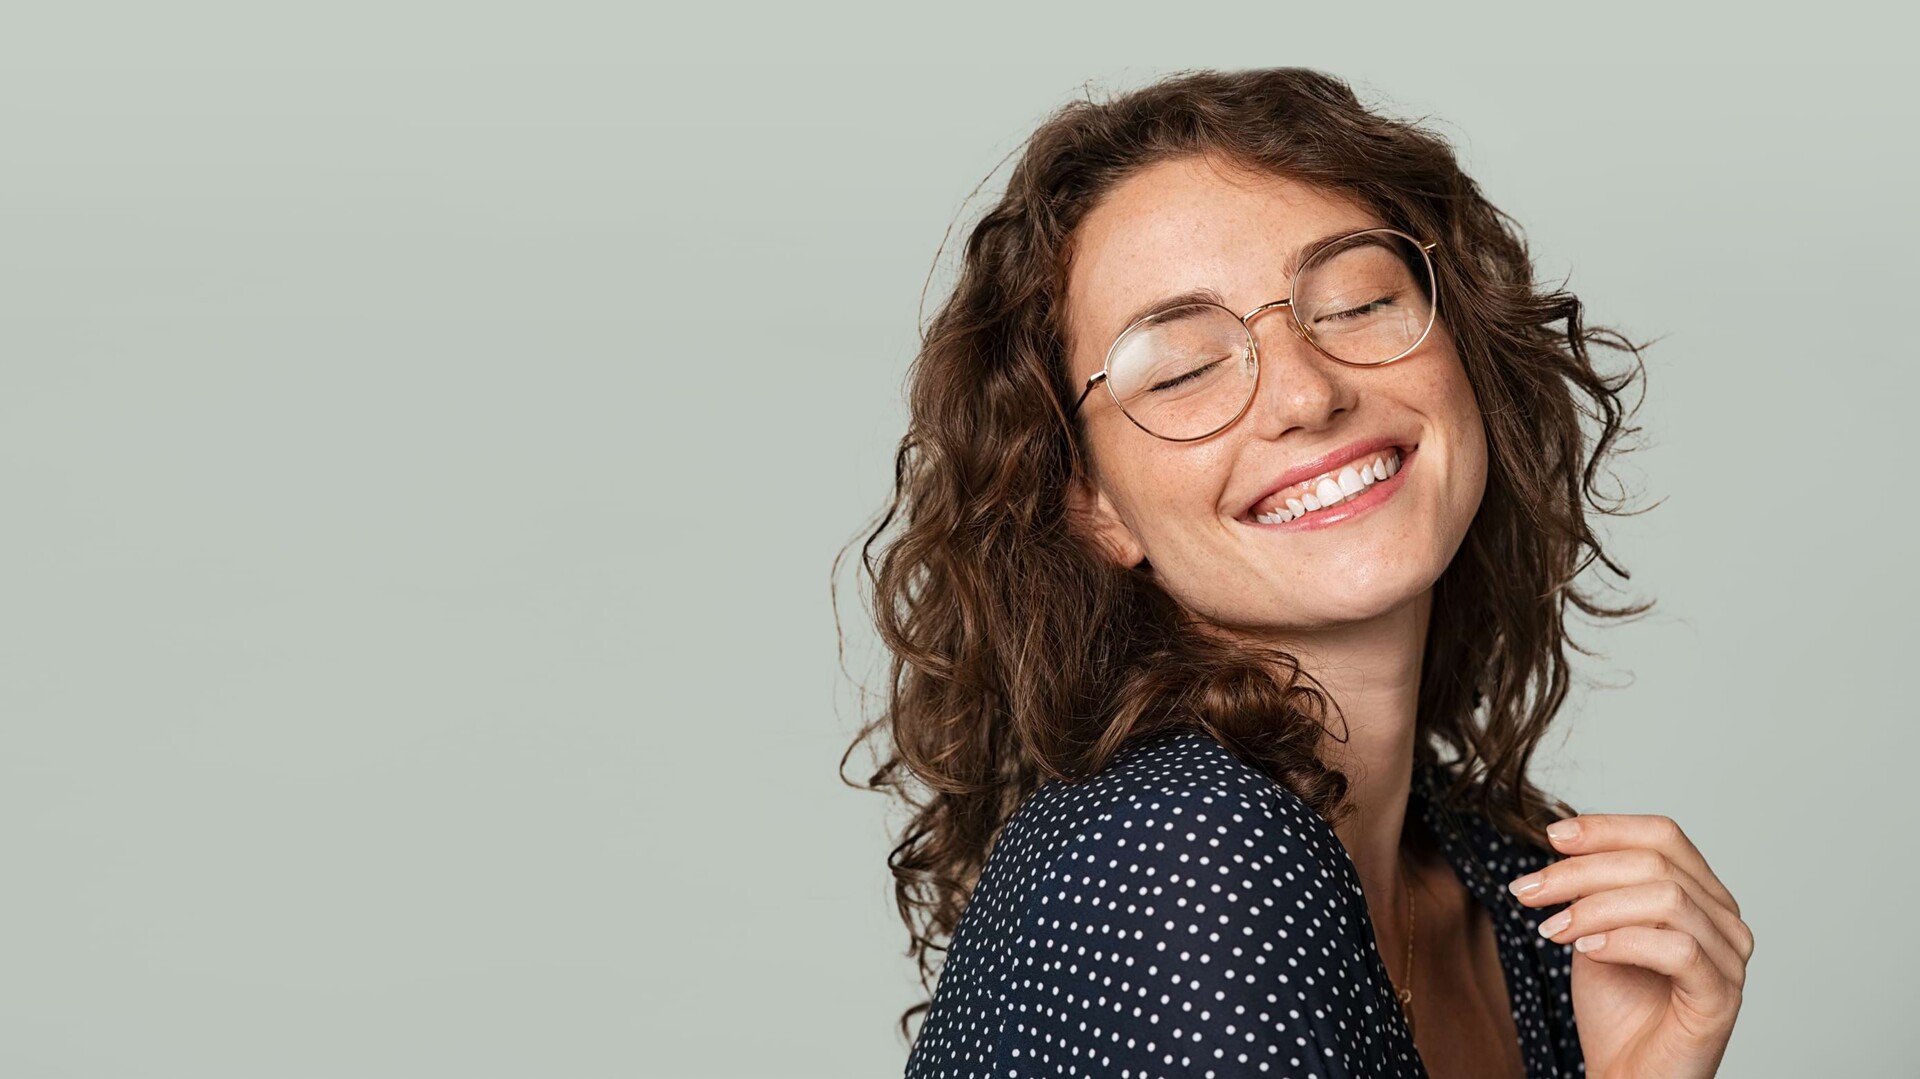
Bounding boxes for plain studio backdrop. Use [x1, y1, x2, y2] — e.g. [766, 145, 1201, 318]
[2, 7, 1913, 1078]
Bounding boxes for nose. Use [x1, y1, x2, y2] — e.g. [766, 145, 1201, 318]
[1239, 306, 1348, 439]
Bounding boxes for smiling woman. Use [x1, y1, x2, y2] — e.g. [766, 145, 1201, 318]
[838, 67, 1753, 1079]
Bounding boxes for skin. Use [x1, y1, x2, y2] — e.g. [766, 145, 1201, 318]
[1062, 153, 1751, 1077]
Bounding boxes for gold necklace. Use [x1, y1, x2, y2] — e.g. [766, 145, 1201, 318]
[1393, 845, 1418, 1038]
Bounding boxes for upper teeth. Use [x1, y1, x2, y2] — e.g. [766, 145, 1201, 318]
[1251, 450, 1402, 524]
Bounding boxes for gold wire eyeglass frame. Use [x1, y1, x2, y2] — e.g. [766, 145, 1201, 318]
[1066, 228, 1442, 442]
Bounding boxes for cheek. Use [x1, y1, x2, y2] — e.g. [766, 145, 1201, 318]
[1440, 357, 1488, 480]
[1108, 443, 1234, 535]
[1424, 354, 1489, 521]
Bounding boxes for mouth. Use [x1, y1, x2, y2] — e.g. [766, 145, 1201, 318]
[1237, 442, 1418, 530]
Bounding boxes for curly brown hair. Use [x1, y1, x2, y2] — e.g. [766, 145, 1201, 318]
[832, 66, 1657, 1047]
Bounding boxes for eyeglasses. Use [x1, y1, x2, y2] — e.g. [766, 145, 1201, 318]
[1067, 227, 1441, 442]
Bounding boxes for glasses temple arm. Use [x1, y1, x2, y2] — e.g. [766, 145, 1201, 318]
[1067, 371, 1106, 418]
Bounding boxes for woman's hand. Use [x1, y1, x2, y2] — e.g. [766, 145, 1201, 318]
[1506, 813, 1753, 1079]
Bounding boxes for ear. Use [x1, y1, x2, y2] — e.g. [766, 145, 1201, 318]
[1067, 473, 1148, 570]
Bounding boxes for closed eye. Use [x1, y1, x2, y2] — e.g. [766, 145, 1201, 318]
[1148, 358, 1225, 393]
[1319, 292, 1399, 322]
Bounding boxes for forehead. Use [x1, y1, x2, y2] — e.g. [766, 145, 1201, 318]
[1064, 156, 1381, 378]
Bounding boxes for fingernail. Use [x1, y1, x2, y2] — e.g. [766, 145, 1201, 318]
[1538, 910, 1572, 938]
[1508, 873, 1544, 898]
[1574, 933, 1607, 953]
[1546, 819, 1579, 843]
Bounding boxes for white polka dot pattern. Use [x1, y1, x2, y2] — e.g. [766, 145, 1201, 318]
[902, 728, 1583, 1077]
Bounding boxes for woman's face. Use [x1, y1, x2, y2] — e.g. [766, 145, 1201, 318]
[1064, 155, 1488, 637]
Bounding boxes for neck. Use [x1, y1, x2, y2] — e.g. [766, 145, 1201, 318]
[1242, 587, 1434, 925]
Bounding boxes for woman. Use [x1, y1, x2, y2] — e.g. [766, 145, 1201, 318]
[841, 67, 1753, 1078]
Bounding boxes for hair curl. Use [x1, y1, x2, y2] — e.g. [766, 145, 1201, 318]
[832, 66, 1658, 1048]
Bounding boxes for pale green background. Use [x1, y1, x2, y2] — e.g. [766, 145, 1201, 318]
[2, 5, 1913, 1077]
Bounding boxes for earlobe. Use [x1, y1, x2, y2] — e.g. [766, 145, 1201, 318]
[1067, 476, 1147, 570]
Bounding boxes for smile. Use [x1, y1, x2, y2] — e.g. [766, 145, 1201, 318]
[1241, 445, 1416, 530]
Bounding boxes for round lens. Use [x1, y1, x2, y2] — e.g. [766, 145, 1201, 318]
[1104, 304, 1257, 440]
[1293, 231, 1435, 365]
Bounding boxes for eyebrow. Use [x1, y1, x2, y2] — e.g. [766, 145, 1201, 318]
[1106, 226, 1376, 343]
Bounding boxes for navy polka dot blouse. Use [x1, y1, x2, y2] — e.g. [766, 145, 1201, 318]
[902, 727, 1583, 1078]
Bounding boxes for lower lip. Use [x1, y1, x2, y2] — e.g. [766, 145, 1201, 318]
[1242, 445, 1418, 532]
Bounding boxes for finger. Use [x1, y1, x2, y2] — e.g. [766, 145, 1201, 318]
[1568, 925, 1743, 1028]
[1538, 878, 1746, 989]
[1509, 847, 1756, 964]
[1544, 813, 1744, 919]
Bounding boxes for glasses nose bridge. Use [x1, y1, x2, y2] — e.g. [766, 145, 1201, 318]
[1241, 296, 1291, 323]
[1239, 296, 1309, 348]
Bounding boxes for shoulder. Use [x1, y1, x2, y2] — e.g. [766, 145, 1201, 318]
[980, 730, 1409, 1076]
[988, 729, 1354, 903]
[1030, 727, 1354, 903]
[1019, 725, 1326, 830]
[1017, 734, 1364, 986]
